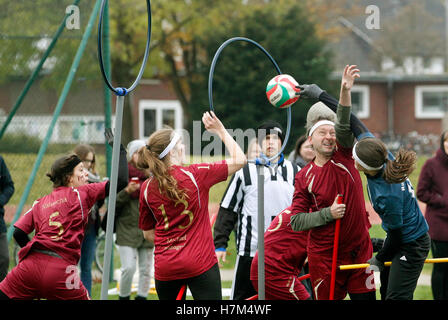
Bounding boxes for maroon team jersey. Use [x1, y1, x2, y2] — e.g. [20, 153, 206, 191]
[251, 206, 308, 281]
[291, 143, 372, 257]
[139, 161, 228, 281]
[15, 181, 107, 265]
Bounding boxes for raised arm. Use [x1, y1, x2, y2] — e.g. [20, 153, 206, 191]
[297, 81, 372, 140]
[335, 65, 360, 148]
[339, 65, 359, 107]
[202, 111, 247, 176]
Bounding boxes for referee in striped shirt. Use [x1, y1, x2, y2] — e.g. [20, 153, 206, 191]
[213, 120, 300, 300]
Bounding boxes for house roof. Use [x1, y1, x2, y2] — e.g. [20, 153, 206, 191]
[327, 0, 446, 73]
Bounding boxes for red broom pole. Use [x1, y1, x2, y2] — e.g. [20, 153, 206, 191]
[176, 285, 187, 300]
[298, 273, 311, 282]
[329, 194, 343, 300]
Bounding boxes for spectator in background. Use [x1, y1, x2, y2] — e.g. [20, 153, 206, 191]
[73, 144, 104, 295]
[0, 155, 14, 281]
[247, 138, 261, 161]
[288, 135, 315, 169]
[417, 130, 448, 300]
[115, 140, 154, 300]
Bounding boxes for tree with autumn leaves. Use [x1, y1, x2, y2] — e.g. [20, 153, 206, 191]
[0, 0, 370, 147]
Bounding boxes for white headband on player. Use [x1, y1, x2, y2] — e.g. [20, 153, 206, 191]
[352, 142, 384, 171]
[308, 120, 335, 137]
[159, 132, 181, 159]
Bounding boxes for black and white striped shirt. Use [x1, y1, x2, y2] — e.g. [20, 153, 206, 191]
[215, 158, 299, 257]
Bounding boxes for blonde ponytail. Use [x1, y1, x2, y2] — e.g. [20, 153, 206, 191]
[136, 129, 188, 203]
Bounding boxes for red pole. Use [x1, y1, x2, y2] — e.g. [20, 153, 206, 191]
[176, 285, 187, 300]
[298, 273, 311, 282]
[329, 194, 343, 300]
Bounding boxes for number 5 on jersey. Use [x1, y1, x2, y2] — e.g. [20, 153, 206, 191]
[49, 211, 64, 241]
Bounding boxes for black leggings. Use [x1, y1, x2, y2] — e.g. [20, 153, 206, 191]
[379, 233, 431, 300]
[155, 263, 222, 300]
[0, 289, 10, 300]
[431, 239, 448, 300]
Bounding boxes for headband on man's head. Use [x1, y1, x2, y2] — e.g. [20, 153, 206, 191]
[352, 142, 384, 171]
[308, 120, 335, 137]
[158, 132, 181, 159]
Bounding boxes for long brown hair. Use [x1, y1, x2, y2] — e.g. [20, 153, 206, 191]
[136, 129, 187, 203]
[355, 138, 417, 184]
[73, 144, 97, 175]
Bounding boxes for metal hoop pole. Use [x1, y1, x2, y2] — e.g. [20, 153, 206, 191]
[98, 0, 152, 300]
[97, 0, 152, 96]
[100, 95, 124, 300]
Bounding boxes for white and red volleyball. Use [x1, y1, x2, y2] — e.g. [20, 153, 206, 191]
[266, 74, 300, 109]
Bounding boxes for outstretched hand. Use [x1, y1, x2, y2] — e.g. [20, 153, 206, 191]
[295, 84, 324, 99]
[104, 128, 114, 147]
[104, 128, 125, 151]
[202, 111, 225, 136]
[341, 64, 360, 91]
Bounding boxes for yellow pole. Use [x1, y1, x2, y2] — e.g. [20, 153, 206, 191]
[339, 258, 448, 270]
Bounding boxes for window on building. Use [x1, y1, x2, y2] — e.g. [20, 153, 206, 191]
[415, 86, 448, 119]
[139, 100, 183, 139]
[351, 85, 370, 119]
[143, 109, 156, 137]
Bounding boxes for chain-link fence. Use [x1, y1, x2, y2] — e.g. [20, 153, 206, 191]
[0, 1, 110, 233]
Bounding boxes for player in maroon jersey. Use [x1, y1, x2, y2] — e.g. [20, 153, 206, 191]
[0, 130, 128, 300]
[289, 65, 375, 300]
[250, 206, 310, 300]
[137, 111, 247, 300]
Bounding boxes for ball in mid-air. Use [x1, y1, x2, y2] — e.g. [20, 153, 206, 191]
[266, 74, 300, 109]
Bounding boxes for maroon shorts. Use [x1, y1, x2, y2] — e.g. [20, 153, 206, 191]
[308, 250, 375, 300]
[0, 251, 89, 300]
[251, 275, 311, 300]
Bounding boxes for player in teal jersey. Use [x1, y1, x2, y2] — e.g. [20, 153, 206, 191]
[352, 138, 429, 300]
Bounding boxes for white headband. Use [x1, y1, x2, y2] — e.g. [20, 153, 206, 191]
[308, 120, 335, 137]
[159, 132, 181, 159]
[352, 142, 384, 171]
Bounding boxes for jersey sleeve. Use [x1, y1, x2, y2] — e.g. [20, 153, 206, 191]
[219, 170, 244, 213]
[14, 201, 38, 234]
[191, 160, 228, 190]
[290, 172, 312, 214]
[80, 181, 108, 208]
[138, 180, 156, 231]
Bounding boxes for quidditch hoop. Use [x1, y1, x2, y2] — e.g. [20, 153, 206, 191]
[98, 0, 152, 96]
[207, 37, 291, 164]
